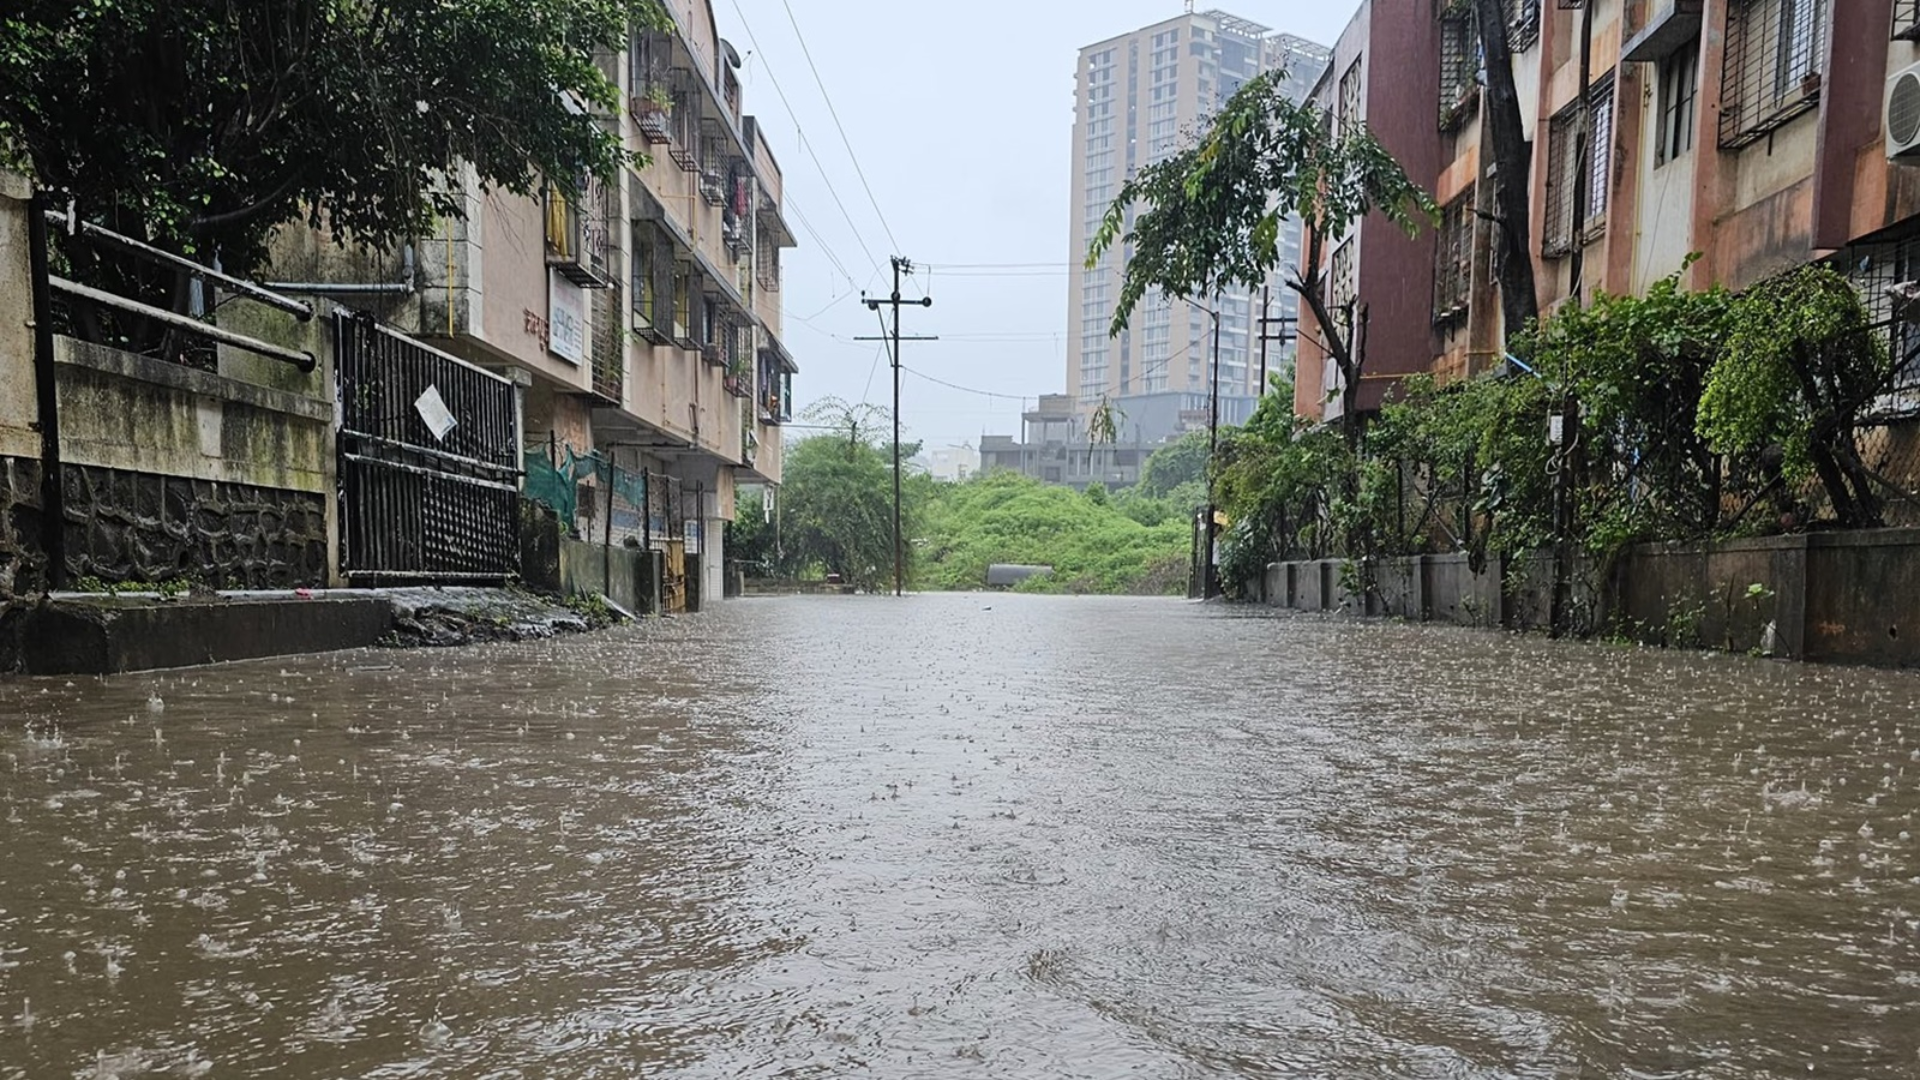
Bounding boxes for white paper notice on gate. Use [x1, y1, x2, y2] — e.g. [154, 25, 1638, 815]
[415, 385, 458, 443]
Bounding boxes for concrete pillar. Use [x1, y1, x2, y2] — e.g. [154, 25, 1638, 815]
[0, 174, 39, 461]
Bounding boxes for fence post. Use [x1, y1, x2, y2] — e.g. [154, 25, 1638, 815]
[26, 192, 64, 590]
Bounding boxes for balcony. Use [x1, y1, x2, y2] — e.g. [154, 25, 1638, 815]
[545, 184, 614, 288]
[1623, 0, 1704, 62]
[633, 95, 674, 144]
[723, 369, 752, 398]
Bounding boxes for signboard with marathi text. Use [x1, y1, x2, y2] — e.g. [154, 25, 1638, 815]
[549, 272, 585, 364]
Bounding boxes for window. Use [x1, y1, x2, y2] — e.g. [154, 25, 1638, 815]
[1899, 1, 1920, 41]
[1335, 57, 1363, 140]
[630, 226, 654, 329]
[1542, 76, 1612, 257]
[1585, 72, 1614, 226]
[1657, 43, 1699, 165]
[1439, 4, 1480, 130]
[1328, 239, 1357, 344]
[1507, 0, 1541, 51]
[1720, 0, 1827, 148]
[1433, 188, 1474, 323]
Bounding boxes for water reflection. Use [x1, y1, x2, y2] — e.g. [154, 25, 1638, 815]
[1, 595, 1916, 1077]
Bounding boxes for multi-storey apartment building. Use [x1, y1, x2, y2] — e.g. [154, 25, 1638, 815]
[1298, 0, 1920, 422]
[270, 0, 797, 605]
[1066, 11, 1329, 446]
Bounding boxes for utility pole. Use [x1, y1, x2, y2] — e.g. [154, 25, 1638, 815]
[1203, 298, 1222, 600]
[858, 256, 934, 597]
[1255, 284, 1297, 395]
[1551, 0, 1595, 638]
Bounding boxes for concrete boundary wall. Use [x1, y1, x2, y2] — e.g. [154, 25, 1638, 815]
[1256, 528, 1920, 667]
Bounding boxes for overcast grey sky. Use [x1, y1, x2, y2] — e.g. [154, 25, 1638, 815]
[723, 1, 1363, 449]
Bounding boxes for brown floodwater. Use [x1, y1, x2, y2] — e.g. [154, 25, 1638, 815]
[0, 594, 1916, 1078]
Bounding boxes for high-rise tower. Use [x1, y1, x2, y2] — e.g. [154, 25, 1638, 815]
[1066, 11, 1328, 443]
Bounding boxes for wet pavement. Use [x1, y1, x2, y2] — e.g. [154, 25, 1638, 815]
[1, 593, 1917, 1078]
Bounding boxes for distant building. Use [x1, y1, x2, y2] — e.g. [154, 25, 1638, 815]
[979, 394, 1154, 490]
[923, 443, 979, 483]
[1066, 11, 1328, 419]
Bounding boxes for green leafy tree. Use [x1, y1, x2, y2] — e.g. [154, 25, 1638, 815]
[1514, 267, 1735, 549]
[1699, 265, 1894, 528]
[0, 0, 665, 345]
[727, 488, 776, 577]
[1088, 69, 1436, 448]
[1136, 430, 1213, 499]
[775, 428, 922, 592]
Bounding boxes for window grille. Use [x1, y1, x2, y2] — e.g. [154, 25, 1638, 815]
[1508, 0, 1542, 51]
[1720, 0, 1826, 149]
[1433, 189, 1475, 323]
[630, 225, 655, 331]
[1585, 72, 1614, 229]
[591, 283, 624, 404]
[1897, 0, 1920, 41]
[1542, 106, 1579, 257]
[1335, 58, 1363, 140]
[1329, 239, 1357, 344]
[1656, 43, 1700, 164]
[1439, 4, 1480, 131]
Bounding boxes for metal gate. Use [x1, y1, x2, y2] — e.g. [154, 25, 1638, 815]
[336, 313, 522, 583]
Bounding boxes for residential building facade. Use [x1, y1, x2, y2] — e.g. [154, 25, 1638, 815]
[269, 0, 797, 605]
[1066, 11, 1329, 427]
[1297, 0, 1920, 420]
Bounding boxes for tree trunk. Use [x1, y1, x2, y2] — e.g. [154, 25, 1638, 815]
[1473, 0, 1541, 341]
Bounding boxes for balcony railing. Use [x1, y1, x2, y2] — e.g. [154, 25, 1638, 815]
[545, 183, 614, 288]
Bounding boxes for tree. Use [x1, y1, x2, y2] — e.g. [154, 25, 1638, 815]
[1136, 430, 1213, 499]
[775, 430, 920, 592]
[1699, 265, 1895, 529]
[803, 396, 892, 455]
[1471, 0, 1541, 339]
[1089, 70, 1436, 449]
[727, 488, 776, 577]
[0, 0, 665, 347]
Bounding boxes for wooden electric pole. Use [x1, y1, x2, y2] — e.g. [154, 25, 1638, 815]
[859, 256, 934, 597]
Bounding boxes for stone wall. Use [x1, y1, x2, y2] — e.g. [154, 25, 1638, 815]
[1258, 529, 1920, 668]
[0, 456, 46, 599]
[61, 464, 328, 589]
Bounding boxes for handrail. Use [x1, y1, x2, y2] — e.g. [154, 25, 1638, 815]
[49, 276, 317, 372]
[42, 208, 314, 321]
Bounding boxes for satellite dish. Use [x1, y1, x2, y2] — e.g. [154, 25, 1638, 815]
[721, 40, 742, 68]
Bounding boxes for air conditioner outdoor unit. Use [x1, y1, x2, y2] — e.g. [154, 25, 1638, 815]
[1887, 60, 1920, 160]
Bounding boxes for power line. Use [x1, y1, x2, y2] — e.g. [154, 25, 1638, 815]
[783, 192, 857, 290]
[723, 0, 883, 276]
[902, 365, 1034, 401]
[777, 0, 901, 255]
[922, 262, 1071, 270]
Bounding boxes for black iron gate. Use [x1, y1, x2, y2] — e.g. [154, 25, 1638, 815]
[336, 313, 522, 583]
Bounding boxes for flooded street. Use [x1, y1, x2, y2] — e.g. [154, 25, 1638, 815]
[2, 594, 1918, 1078]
